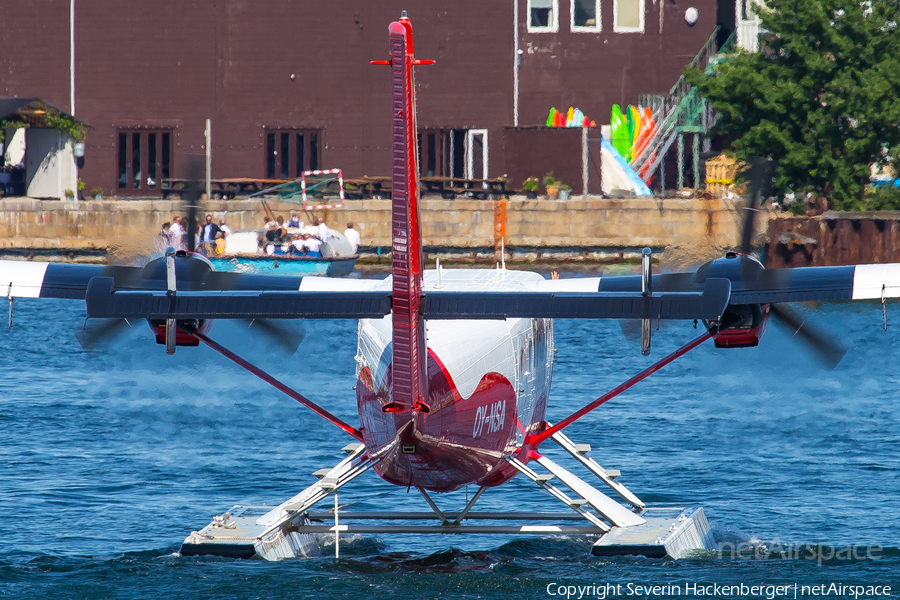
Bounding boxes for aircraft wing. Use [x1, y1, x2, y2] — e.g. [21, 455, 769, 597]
[0, 258, 384, 299]
[533, 264, 900, 304]
[0, 258, 731, 322]
[5, 258, 899, 324]
[420, 278, 731, 320]
[0, 257, 394, 321]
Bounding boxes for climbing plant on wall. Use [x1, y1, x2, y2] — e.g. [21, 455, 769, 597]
[0, 119, 29, 144]
[44, 113, 86, 143]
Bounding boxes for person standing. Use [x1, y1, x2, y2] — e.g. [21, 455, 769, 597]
[218, 218, 232, 238]
[170, 216, 184, 248]
[316, 216, 330, 244]
[156, 222, 174, 254]
[200, 215, 221, 255]
[344, 222, 361, 254]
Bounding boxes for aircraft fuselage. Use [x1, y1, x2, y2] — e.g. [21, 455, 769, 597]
[355, 269, 554, 492]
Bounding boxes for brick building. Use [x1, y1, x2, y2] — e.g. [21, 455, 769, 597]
[1, 0, 745, 196]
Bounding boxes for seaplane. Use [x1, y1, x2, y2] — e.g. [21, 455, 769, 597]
[3, 13, 900, 560]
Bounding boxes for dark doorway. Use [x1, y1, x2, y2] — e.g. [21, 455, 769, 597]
[417, 129, 469, 178]
[716, 0, 736, 48]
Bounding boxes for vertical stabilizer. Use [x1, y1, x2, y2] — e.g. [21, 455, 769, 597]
[380, 14, 432, 412]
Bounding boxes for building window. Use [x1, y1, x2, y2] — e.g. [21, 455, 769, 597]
[572, 0, 601, 31]
[614, 0, 644, 32]
[416, 129, 475, 178]
[528, 0, 558, 32]
[264, 129, 321, 179]
[117, 130, 172, 194]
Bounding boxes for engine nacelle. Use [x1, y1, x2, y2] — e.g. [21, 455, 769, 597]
[709, 303, 770, 348]
[148, 319, 212, 347]
[697, 252, 770, 348]
[142, 251, 217, 347]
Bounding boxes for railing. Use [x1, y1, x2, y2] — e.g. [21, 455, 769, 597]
[630, 28, 736, 183]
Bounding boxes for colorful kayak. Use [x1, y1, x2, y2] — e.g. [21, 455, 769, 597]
[610, 104, 631, 158]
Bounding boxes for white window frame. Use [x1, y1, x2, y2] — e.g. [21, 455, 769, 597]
[527, 0, 559, 33]
[465, 129, 488, 180]
[613, 0, 645, 32]
[571, 0, 601, 32]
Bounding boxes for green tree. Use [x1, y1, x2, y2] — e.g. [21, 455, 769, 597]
[688, 0, 900, 210]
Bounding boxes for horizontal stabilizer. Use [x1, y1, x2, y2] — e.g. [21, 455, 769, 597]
[85, 277, 392, 320]
[599, 265, 862, 305]
[421, 278, 731, 321]
[84, 276, 732, 322]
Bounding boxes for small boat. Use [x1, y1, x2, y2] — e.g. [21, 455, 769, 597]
[207, 229, 359, 276]
[208, 253, 358, 276]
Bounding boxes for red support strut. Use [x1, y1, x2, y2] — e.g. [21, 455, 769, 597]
[185, 327, 364, 442]
[528, 331, 714, 448]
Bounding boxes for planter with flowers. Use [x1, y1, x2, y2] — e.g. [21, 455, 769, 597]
[542, 171, 560, 199]
[523, 176, 539, 199]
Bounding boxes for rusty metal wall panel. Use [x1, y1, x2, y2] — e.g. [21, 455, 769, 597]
[0, 1, 70, 111]
[767, 216, 900, 268]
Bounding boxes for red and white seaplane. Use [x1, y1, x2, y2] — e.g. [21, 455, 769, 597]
[3, 13, 900, 560]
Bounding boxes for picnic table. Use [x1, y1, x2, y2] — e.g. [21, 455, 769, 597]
[342, 176, 392, 199]
[160, 175, 509, 201]
[161, 178, 293, 200]
[419, 176, 509, 200]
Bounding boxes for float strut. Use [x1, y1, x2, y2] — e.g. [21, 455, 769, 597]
[529, 330, 714, 447]
[640, 247, 652, 356]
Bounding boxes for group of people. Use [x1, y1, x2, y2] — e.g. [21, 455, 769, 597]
[156, 211, 361, 258]
[263, 215, 335, 258]
[156, 214, 232, 255]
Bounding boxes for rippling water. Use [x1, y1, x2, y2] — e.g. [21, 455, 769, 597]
[2, 269, 900, 599]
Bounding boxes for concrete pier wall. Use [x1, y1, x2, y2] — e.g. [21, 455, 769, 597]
[0, 196, 745, 261]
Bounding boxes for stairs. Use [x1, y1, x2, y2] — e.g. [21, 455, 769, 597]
[630, 29, 736, 188]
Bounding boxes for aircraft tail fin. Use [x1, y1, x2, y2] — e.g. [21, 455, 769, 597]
[377, 13, 433, 412]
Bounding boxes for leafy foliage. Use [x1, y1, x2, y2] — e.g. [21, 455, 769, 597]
[541, 171, 559, 187]
[0, 119, 29, 144]
[45, 113, 86, 142]
[688, 0, 900, 210]
[862, 184, 900, 211]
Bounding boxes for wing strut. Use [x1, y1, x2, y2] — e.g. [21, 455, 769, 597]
[182, 326, 364, 441]
[528, 330, 713, 447]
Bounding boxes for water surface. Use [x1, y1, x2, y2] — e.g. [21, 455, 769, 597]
[1, 273, 899, 599]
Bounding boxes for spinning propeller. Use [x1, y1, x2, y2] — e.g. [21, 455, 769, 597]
[614, 158, 847, 367]
[75, 153, 305, 358]
[739, 158, 847, 369]
[76, 251, 307, 356]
